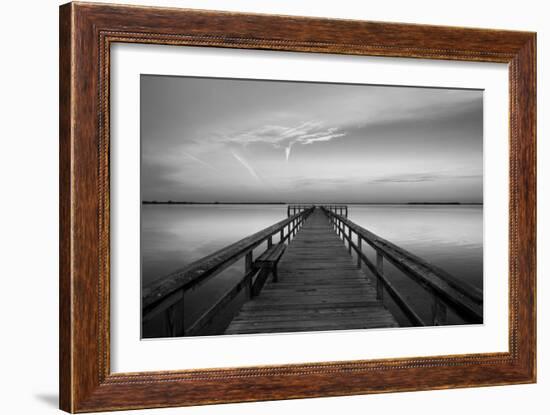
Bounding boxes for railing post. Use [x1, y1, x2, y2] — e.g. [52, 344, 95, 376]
[267, 235, 273, 249]
[347, 227, 352, 253]
[431, 295, 447, 325]
[163, 302, 185, 337]
[376, 251, 384, 300]
[245, 251, 253, 298]
[164, 304, 176, 337]
[357, 236, 362, 268]
[280, 228, 284, 243]
[287, 223, 291, 240]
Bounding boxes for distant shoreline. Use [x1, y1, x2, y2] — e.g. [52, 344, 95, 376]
[142, 201, 483, 206]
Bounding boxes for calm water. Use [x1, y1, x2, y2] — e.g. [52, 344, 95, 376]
[142, 204, 482, 335]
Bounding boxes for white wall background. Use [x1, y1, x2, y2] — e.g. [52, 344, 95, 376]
[0, 0, 546, 414]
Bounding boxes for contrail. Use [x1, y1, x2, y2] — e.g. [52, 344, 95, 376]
[285, 144, 292, 162]
[231, 151, 263, 183]
[181, 151, 218, 171]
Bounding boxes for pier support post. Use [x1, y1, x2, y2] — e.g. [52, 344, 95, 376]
[376, 252, 384, 300]
[357, 237, 362, 268]
[432, 295, 447, 325]
[164, 304, 177, 337]
[163, 301, 185, 337]
[245, 251, 253, 298]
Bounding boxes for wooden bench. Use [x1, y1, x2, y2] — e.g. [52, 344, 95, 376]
[251, 243, 286, 297]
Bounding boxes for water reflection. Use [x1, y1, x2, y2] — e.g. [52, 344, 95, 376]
[142, 205, 287, 286]
[348, 205, 483, 289]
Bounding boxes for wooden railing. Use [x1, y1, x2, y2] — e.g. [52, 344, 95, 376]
[287, 204, 314, 217]
[142, 207, 314, 337]
[324, 204, 348, 218]
[322, 207, 483, 326]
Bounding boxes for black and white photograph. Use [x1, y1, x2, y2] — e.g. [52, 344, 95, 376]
[141, 75, 484, 338]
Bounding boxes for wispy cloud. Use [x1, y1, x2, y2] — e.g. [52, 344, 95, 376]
[223, 121, 346, 161]
[369, 172, 482, 184]
[231, 151, 263, 183]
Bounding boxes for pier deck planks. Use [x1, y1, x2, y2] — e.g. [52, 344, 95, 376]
[224, 208, 398, 334]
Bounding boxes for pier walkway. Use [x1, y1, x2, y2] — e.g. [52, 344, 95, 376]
[225, 209, 397, 334]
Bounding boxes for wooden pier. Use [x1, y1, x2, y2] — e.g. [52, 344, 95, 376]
[143, 205, 483, 338]
[225, 208, 397, 334]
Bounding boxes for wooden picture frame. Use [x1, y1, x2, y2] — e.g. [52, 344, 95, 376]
[59, 2, 536, 412]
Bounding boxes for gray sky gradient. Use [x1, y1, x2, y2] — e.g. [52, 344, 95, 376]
[141, 75, 483, 203]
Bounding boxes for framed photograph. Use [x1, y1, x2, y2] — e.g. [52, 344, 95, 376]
[59, 2, 536, 412]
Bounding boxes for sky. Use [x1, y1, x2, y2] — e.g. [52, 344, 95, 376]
[141, 75, 483, 203]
